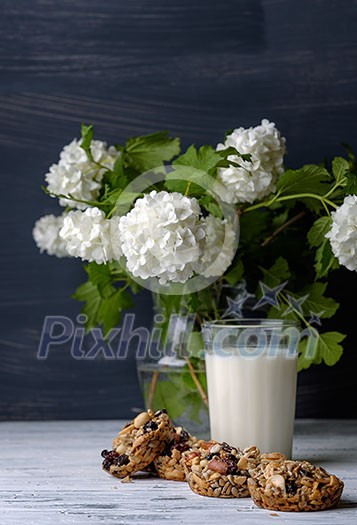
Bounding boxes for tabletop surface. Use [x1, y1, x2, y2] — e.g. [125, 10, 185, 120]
[0, 419, 356, 525]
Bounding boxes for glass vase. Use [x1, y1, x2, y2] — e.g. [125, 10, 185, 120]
[136, 307, 210, 438]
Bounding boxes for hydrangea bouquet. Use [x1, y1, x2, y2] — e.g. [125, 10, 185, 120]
[33, 120, 357, 422]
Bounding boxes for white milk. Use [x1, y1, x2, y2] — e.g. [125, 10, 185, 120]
[205, 350, 297, 458]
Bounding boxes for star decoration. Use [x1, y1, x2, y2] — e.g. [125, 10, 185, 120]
[253, 281, 288, 310]
[283, 294, 308, 316]
[222, 296, 247, 319]
[308, 311, 324, 326]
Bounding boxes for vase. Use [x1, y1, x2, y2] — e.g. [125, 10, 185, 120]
[136, 307, 210, 438]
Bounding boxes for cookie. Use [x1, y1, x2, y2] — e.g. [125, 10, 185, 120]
[153, 426, 197, 481]
[248, 459, 344, 512]
[101, 409, 174, 478]
[182, 440, 263, 498]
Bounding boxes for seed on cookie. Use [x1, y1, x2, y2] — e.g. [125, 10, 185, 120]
[153, 426, 197, 482]
[248, 459, 344, 512]
[101, 408, 175, 479]
[182, 440, 261, 498]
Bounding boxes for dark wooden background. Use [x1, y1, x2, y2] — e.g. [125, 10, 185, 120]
[1, 0, 356, 420]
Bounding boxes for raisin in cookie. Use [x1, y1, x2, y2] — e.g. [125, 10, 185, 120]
[101, 409, 174, 478]
[248, 459, 344, 512]
[153, 427, 197, 481]
[182, 440, 262, 497]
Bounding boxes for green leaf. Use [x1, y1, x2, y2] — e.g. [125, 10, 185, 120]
[113, 162, 129, 190]
[98, 289, 133, 335]
[80, 124, 94, 161]
[165, 169, 215, 196]
[173, 144, 221, 173]
[101, 156, 128, 195]
[224, 259, 244, 286]
[150, 378, 187, 420]
[314, 239, 339, 279]
[344, 171, 357, 195]
[199, 195, 223, 218]
[332, 157, 349, 184]
[111, 191, 144, 216]
[272, 209, 289, 229]
[156, 294, 185, 318]
[187, 331, 205, 358]
[277, 165, 331, 198]
[239, 209, 270, 245]
[298, 330, 345, 371]
[183, 389, 207, 424]
[307, 217, 332, 247]
[85, 263, 113, 297]
[260, 256, 291, 288]
[166, 144, 250, 197]
[298, 333, 319, 371]
[165, 145, 223, 195]
[317, 332, 345, 366]
[266, 305, 296, 321]
[224, 128, 234, 139]
[100, 187, 123, 208]
[189, 288, 213, 318]
[73, 266, 134, 334]
[216, 146, 252, 166]
[172, 144, 251, 175]
[72, 281, 102, 330]
[125, 131, 180, 172]
[299, 283, 339, 319]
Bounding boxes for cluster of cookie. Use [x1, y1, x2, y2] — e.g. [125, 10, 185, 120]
[101, 409, 344, 512]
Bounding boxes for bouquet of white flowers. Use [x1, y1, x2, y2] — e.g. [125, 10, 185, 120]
[33, 119, 357, 420]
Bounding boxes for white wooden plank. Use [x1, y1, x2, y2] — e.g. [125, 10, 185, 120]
[0, 420, 356, 524]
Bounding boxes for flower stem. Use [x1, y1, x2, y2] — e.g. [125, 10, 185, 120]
[279, 292, 312, 330]
[244, 191, 338, 214]
[277, 193, 338, 209]
[261, 210, 306, 247]
[147, 370, 159, 410]
[244, 194, 279, 213]
[323, 180, 344, 199]
[184, 356, 208, 406]
[184, 182, 192, 196]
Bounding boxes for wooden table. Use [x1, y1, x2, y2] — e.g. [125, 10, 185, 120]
[0, 420, 356, 524]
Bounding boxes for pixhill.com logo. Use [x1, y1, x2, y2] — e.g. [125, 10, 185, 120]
[37, 284, 322, 362]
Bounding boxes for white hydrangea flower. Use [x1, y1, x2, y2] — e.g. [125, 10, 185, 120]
[60, 207, 119, 264]
[46, 139, 119, 210]
[119, 191, 205, 285]
[326, 195, 357, 271]
[33, 214, 69, 258]
[196, 215, 237, 277]
[216, 119, 286, 204]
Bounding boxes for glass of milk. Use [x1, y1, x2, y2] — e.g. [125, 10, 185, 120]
[202, 319, 299, 458]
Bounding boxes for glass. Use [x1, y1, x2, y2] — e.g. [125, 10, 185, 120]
[137, 307, 209, 437]
[202, 319, 299, 458]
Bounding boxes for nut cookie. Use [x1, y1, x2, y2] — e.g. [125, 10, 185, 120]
[101, 409, 174, 478]
[248, 459, 344, 512]
[182, 440, 262, 498]
[153, 427, 197, 481]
